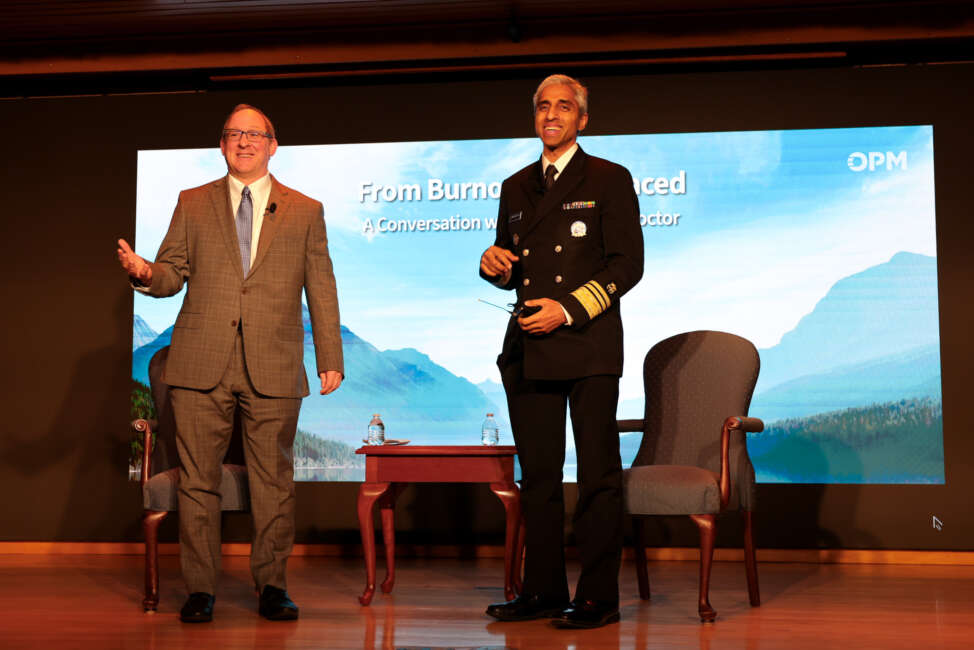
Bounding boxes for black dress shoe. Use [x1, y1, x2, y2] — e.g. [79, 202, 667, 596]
[258, 585, 299, 621]
[486, 594, 570, 622]
[552, 599, 620, 629]
[180, 592, 215, 623]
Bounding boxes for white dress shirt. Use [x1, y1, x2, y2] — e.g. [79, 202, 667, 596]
[541, 143, 578, 185]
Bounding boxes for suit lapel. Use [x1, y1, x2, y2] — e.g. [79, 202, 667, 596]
[209, 177, 245, 280]
[250, 175, 288, 276]
[521, 148, 587, 240]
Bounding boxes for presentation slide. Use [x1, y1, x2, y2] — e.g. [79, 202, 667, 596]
[131, 125, 942, 484]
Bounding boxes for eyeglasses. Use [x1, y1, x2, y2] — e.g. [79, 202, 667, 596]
[477, 299, 540, 317]
[222, 129, 272, 142]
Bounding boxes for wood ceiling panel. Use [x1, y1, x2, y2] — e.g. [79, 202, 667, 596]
[2, 1, 961, 42]
[2, 0, 972, 88]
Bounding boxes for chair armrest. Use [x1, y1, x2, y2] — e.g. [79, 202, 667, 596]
[132, 419, 156, 487]
[727, 416, 764, 433]
[616, 419, 644, 433]
[717, 416, 763, 509]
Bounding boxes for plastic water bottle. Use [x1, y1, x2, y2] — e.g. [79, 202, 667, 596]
[367, 414, 385, 446]
[481, 413, 499, 446]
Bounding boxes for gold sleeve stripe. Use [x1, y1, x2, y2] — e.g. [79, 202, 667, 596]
[571, 287, 602, 319]
[571, 281, 611, 319]
[587, 281, 610, 307]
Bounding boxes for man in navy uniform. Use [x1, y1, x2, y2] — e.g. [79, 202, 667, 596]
[479, 74, 644, 629]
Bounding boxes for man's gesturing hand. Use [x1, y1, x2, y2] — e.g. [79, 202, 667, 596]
[480, 246, 519, 282]
[117, 239, 152, 285]
[518, 298, 567, 335]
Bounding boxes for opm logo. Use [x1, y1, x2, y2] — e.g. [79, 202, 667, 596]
[847, 151, 908, 172]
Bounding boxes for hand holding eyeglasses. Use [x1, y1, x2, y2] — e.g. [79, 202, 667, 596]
[517, 298, 566, 335]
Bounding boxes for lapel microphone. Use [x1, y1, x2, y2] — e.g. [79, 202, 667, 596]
[267, 203, 277, 215]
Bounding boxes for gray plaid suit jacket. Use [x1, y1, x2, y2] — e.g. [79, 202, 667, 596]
[146, 175, 344, 397]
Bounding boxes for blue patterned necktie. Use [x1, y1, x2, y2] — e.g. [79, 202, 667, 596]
[236, 186, 252, 275]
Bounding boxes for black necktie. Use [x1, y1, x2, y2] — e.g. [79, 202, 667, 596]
[544, 165, 557, 192]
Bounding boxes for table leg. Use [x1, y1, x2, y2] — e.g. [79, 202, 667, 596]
[380, 484, 405, 594]
[358, 481, 392, 605]
[489, 481, 521, 600]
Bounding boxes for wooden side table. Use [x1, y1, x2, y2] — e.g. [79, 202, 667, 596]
[355, 445, 523, 606]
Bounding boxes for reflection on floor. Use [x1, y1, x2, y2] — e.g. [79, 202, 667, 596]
[0, 554, 971, 649]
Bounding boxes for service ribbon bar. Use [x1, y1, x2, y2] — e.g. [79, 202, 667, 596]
[563, 201, 596, 210]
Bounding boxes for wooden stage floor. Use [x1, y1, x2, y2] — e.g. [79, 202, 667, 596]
[0, 554, 971, 649]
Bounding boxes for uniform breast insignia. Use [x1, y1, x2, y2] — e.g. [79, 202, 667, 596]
[570, 221, 588, 238]
[513, 234, 519, 245]
[509, 211, 523, 222]
[607, 283, 617, 295]
[563, 201, 596, 210]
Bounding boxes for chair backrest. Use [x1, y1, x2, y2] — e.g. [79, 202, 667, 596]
[147, 345, 245, 475]
[632, 330, 760, 510]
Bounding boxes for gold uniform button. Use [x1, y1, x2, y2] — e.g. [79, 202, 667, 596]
[523, 278, 531, 286]
[554, 245, 563, 253]
[555, 275, 563, 283]
[522, 248, 530, 256]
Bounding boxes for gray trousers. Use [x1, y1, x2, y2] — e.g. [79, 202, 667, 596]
[171, 331, 302, 595]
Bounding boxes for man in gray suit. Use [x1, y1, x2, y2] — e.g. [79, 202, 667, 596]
[117, 104, 344, 623]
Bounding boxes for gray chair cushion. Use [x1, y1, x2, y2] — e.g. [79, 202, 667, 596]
[143, 464, 250, 512]
[623, 464, 721, 515]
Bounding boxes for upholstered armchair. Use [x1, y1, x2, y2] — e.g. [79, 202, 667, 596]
[133, 345, 249, 611]
[620, 330, 764, 622]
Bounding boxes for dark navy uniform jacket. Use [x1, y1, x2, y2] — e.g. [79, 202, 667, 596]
[483, 147, 644, 380]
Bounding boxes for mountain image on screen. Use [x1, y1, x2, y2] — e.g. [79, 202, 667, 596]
[132, 308, 508, 482]
[131, 252, 942, 485]
[748, 251, 943, 483]
[132, 315, 159, 350]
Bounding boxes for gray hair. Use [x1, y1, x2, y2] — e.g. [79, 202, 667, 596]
[532, 74, 589, 116]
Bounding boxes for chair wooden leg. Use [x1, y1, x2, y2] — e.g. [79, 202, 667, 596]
[143, 510, 168, 612]
[690, 513, 717, 622]
[743, 510, 760, 606]
[632, 516, 651, 600]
